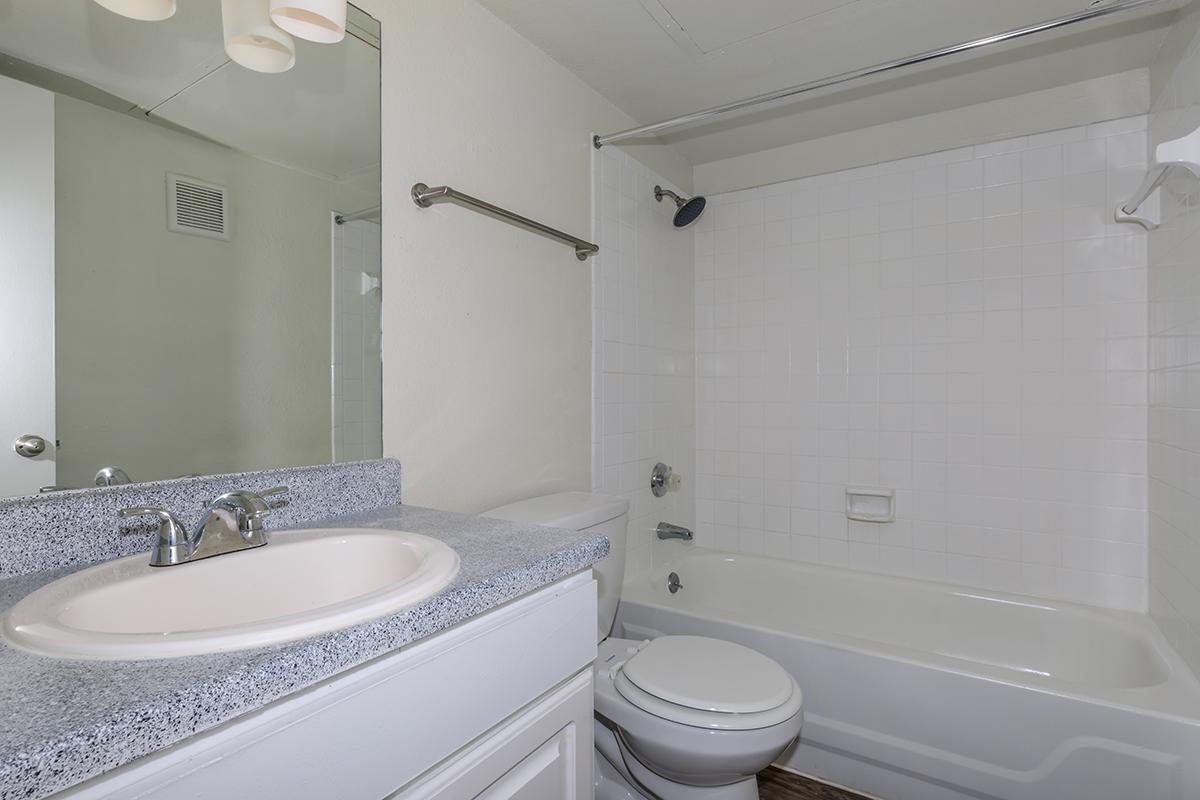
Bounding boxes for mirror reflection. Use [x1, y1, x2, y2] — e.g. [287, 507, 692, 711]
[0, 2, 381, 498]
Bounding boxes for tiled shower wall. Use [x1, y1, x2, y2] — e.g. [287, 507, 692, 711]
[332, 218, 384, 463]
[592, 147, 695, 580]
[693, 119, 1151, 610]
[1148, 6, 1200, 673]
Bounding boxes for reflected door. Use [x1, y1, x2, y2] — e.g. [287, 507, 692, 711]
[332, 216, 383, 463]
[0, 75, 55, 496]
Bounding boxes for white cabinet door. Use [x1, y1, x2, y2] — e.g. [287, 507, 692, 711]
[391, 670, 593, 800]
[0, 73, 55, 497]
[476, 727, 577, 800]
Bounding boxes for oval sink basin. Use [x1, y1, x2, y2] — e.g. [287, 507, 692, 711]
[2, 528, 459, 660]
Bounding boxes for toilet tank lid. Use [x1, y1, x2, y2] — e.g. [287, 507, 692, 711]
[483, 491, 627, 530]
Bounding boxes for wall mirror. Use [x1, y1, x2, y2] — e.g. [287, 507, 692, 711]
[0, 2, 382, 498]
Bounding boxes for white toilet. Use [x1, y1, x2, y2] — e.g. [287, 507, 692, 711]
[485, 492, 803, 800]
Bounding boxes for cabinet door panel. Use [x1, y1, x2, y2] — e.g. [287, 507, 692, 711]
[391, 670, 592, 800]
[476, 724, 576, 800]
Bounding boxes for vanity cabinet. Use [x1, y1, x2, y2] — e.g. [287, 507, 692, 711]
[59, 573, 597, 800]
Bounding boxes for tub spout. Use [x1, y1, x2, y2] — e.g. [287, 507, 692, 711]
[656, 522, 693, 541]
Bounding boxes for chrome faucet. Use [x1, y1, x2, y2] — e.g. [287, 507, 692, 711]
[120, 486, 289, 567]
[95, 466, 132, 486]
[656, 522, 693, 541]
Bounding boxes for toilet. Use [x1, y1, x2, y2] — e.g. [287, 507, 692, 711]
[484, 492, 803, 800]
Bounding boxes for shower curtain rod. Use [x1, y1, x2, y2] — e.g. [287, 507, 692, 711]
[335, 205, 381, 225]
[593, 0, 1175, 149]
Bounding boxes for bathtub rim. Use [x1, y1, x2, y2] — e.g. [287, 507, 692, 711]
[620, 547, 1200, 727]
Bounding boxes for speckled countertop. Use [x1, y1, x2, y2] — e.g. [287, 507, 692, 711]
[0, 504, 608, 800]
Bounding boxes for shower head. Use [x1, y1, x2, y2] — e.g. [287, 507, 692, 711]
[654, 185, 707, 229]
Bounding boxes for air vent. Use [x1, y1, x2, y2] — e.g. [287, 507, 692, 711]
[166, 173, 230, 241]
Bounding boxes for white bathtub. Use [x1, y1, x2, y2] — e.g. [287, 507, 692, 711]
[615, 549, 1200, 800]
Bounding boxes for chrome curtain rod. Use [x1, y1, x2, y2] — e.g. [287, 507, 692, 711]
[594, 0, 1174, 148]
[412, 183, 600, 260]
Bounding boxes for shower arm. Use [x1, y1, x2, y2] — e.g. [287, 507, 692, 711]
[593, 0, 1176, 148]
[654, 186, 685, 206]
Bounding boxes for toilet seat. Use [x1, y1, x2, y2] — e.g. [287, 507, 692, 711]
[613, 635, 802, 730]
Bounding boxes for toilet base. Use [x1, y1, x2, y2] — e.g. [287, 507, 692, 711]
[594, 718, 760, 800]
[596, 749, 650, 800]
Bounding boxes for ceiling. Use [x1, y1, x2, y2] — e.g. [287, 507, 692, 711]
[477, 0, 1182, 165]
[0, 2, 379, 181]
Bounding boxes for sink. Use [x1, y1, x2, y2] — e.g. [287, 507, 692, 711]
[2, 528, 460, 660]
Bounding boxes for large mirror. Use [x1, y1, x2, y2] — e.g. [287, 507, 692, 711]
[0, 2, 381, 498]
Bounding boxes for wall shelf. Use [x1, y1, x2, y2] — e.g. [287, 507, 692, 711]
[1115, 124, 1200, 231]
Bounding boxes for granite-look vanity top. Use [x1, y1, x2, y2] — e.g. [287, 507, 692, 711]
[0, 501, 608, 799]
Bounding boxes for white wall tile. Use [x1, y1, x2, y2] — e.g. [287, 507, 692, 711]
[1148, 19, 1200, 677]
[592, 148, 696, 580]
[695, 117, 1148, 611]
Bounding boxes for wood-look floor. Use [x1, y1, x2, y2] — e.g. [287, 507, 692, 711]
[757, 766, 873, 800]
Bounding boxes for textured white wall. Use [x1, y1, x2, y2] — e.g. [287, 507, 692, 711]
[1147, 1, 1200, 675]
[693, 119, 1150, 610]
[591, 146, 695, 581]
[358, 0, 690, 513]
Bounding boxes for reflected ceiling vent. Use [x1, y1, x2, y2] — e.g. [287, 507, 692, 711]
[166, 173, 230, 241]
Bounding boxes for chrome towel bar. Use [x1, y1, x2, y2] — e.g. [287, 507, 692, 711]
[412, 183, 599, 261]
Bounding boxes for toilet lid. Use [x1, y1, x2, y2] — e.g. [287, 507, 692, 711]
[620, 635, 797, 716]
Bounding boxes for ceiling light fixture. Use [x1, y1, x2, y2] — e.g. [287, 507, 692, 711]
[221, 0, 297, 74]
[269, 0, 347, 44]
[92, 0, 347, 75]
[92, 0, 176, 21]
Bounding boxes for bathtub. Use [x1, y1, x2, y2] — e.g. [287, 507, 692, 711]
[615, 549, 1200, 800]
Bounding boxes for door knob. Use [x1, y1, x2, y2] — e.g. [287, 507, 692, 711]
[13, 434, 48, 458]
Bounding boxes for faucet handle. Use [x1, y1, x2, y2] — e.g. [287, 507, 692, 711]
[119, 507, 191, 567]
[206, 486, 289, 540]
[258, 485, 290, 508]
[208, 489, 288, 513]
[208, 491, 268, 518]
[204, 486, 289, 513]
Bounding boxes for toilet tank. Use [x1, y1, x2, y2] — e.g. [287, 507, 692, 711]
[483, 492, 627, 643]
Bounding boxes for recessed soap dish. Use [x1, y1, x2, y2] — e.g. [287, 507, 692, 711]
[845, 487, 895, 523]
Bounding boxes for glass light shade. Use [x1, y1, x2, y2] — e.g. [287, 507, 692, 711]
[222, 0, 296, 74]
[93, 0, 176, 21]
[269, 0, 347, 44]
